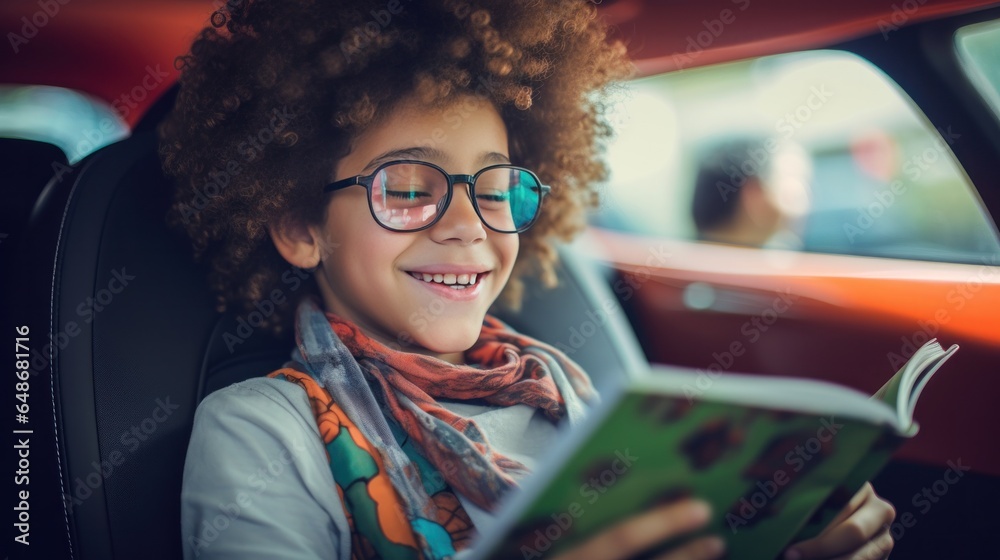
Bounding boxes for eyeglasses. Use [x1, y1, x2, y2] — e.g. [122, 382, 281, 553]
[323, 160, 551, 233]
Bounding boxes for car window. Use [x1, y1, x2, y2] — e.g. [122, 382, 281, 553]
[957, 20, 1000, 123]
[0, 84, 128, 163]
[593, 50, 1000, 265]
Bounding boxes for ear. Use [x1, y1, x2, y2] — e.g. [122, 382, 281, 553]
[268, 215, 323, 269]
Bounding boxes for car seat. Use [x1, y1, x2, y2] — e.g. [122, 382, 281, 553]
[7, 87, 647, 560]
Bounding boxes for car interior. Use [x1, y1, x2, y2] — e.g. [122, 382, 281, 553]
[4, 1, 1000, 559]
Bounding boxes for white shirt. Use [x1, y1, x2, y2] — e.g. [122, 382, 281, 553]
[180, 375, 561, 559]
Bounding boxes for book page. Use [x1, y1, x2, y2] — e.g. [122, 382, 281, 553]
[871, 339, 959, 433]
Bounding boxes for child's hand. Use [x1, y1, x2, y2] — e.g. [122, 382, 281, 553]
[550, 498, 725, 560]
[782, 482, 896, 560]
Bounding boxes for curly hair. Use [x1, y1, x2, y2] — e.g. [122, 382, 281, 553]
[159, 0, 632, 335]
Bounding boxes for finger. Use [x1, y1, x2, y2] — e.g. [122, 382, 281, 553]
[561, 499, 712, 560]
[655, 536, 726, 560]
[818, 483, 874, 535]
[786, 488, 895, 559]
[826, 528, 894, 560]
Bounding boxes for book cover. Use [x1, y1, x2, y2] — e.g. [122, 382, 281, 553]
[471, 339, 958, 560]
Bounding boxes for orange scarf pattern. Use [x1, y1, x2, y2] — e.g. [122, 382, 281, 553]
[327, 314, 598, 489]
[270, 298, 596, 559]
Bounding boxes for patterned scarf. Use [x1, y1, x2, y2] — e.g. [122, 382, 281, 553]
[268, 297, 596, 560]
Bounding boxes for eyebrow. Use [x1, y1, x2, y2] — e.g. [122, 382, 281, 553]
[362, 146, 511, 173]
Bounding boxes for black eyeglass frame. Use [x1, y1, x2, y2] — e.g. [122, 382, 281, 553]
[323, 159, 551, 234]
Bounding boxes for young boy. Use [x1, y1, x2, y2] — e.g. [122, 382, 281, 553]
[160, 1, 895, 559]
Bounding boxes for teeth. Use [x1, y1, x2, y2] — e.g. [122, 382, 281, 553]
[411, 271, 483, 286]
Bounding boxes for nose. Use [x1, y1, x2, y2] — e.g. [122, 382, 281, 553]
[429, 181, 486, 245]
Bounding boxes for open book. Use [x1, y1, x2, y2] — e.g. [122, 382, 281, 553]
[469, 339, 959, 560]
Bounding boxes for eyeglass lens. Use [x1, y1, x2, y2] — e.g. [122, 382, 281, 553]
[369, 162, 541, 232]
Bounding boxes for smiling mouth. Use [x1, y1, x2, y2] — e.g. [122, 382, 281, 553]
[406, 271, 488, 290]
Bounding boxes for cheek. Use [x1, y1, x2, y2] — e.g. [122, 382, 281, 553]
[326, 210, 410, 282]
[323, 196, 380, 257]
[331, 226, 407, 273]
[497, 234, 519, 275]
[507, 235, 520, 262]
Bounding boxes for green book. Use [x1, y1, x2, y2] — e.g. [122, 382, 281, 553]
[470, 339, 959, 560]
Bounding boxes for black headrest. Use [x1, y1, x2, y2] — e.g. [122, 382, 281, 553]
[13, 129, 232, 559]
[1, 137, 68, 237]
[12, 122, 310, 558]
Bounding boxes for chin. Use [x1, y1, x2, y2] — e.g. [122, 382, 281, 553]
[412, 320, 483, 356]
